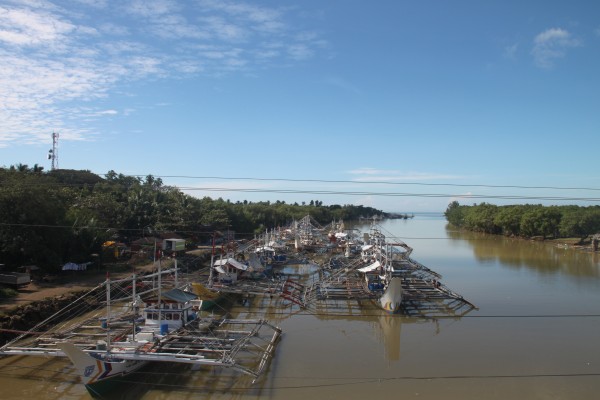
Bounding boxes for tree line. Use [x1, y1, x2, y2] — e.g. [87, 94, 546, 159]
[0, 165, 386, 272]
[444, 201, 600, 242]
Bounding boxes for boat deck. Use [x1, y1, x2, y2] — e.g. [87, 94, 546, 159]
[0, 283, 282, 382]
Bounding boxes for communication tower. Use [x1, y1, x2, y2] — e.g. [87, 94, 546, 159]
[47, 131, 59, 170]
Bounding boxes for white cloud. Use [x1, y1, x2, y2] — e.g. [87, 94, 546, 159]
[288, 43, 313, 60]
[200, 15, 247, 41]
[532, 28, 580, 68]
[349, 168, 386, 176]
[98, 22, 130, 36]
[0, 6, 75, 47]
[97, 109, 118, 115]
[125, 0, 178, 18]
[72, 0, 108, 8]
[449, 192, 473, 204]
[198, 0, 285, 34]
[0, 1, 325, 148]
[348, 168, 462, 182]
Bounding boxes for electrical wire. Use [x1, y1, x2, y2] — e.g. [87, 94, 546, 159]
[2, 363, 599, 394]
[173, 186, 600, 202]
[3, 173, 600, 202]
[118, 174, 600, 193]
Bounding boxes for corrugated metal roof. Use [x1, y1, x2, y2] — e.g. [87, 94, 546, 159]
[213, 257, 248, 271]
[145, 288, 197, 303]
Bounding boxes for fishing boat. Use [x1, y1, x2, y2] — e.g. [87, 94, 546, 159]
[189, 282, 229, 311]
[357, 227, 407, 313]
[358, 259, 403, 313]
[56, 282, 199, 392]
[0, 267, 282, 396]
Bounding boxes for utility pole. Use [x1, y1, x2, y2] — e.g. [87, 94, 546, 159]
[47, 131, 59, 170]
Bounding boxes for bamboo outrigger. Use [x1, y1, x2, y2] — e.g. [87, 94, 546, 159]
[202, 222, 476, 317]
[0, 266, 282, 395]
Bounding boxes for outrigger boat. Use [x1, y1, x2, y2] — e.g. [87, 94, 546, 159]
[189, 282, 229, 311]
[357, 227, 404, 313]
[300, 224, 476, 316]
[0, 266, 282, 395]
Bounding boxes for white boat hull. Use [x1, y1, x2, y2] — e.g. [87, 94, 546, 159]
[378, 277, 403, 313]
[58, 342, 147, 386]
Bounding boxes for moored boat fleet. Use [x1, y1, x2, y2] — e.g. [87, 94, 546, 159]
[0, 217, 475, 395]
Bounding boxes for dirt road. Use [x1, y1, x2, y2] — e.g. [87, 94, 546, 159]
[0, 264, 157, 313]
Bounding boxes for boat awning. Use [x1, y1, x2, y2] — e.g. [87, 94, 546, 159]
[215, 266, 226, 274]
[213, 258, 248, 271]
[255, 246, 275, 253]
[358, 260, 381, 273]
[361, 244, 374, 252]
[145, 288, 197, 303]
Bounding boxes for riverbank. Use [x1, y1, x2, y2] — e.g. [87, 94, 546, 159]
[0, 263, 158, 345]
[511, 235, 597, 252]
[0, 263, 155, 313]
[0, 249, 212, 314]
[0, 249, 212, 346]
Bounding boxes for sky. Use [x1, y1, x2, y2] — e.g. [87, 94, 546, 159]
[1, 0, 599, 213]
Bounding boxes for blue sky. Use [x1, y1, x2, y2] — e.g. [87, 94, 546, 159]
[1, 0, 599, 212]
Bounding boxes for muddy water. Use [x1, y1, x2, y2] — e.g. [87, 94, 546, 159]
[2, 215, 600, 399]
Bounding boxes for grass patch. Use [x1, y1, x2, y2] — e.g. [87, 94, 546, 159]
[0, 287, 19, 299]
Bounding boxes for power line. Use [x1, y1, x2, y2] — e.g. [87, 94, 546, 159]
[231, 308, 600, 319]
[2, 363, 599, 392]
[8, 170, 600, 194]
[5, 180, 600, 202]
[121, 174, 600, 192]
[3, 172, 600, 202]
[175, 186, 600, 202]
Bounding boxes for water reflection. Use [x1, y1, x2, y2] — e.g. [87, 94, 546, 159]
[312, 300, 468, 364]
[7, 217, 600, 400]
[446, 226, 600, 278]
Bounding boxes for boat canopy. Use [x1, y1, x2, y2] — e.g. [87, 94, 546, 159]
[214, 258, 249, 271]
[144, 288, 197, 303]
[255, 246, 275, 253]
[358, 260, 381, 273]
[361, 244, 374, 251]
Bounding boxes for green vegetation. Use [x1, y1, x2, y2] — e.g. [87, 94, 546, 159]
[445, 201, 600, 242]
[0, 287, 18, 300]
[0, 165, 386, 274]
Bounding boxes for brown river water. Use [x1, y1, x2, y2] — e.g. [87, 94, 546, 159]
[1, 214, 600, 399]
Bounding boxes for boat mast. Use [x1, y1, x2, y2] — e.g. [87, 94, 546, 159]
[157, 255, 162, 330]
[208, 232, 215, 288]
[132, 270, 137, 342]
[106, 272, 111, 350]
[174, 257, 178, 287]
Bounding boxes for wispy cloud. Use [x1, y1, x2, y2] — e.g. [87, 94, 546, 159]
[503, 43, 518, 60]
[0, 0, 326, 148]
[96, 109, 118, 116]
[449, 192, 473, 204]
[0, 6, 74, 47]
[323, 76, 360, 94]
[532, 28, 580, 68]
[348, 168, 462, 181]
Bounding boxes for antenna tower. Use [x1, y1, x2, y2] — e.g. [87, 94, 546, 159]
[48, 131, 59, 170]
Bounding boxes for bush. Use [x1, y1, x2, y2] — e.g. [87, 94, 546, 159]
[0, 287, 19, 299]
